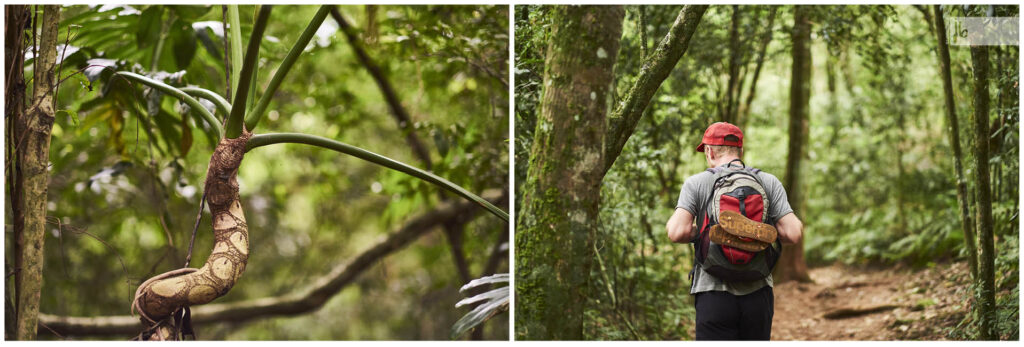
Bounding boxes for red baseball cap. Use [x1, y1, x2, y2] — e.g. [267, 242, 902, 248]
[696, 122, 743, 152]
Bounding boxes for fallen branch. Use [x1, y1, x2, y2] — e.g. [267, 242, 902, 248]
[37, 191, 507, 337]
[822, 304, 900, 320]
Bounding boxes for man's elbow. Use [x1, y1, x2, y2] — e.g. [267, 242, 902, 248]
[785, 219, 804, 245]
[667, 223, 692, 244]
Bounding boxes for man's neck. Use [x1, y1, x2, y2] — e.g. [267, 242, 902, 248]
[709, 156, 741, 168]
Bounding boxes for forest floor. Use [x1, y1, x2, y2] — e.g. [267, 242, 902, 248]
[772, 260, 972, 340]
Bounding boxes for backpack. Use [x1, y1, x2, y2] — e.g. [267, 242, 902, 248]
[691, 159, 782, 283]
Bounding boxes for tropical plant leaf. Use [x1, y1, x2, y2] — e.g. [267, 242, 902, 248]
[450, 273, 510, 339]
[193, 21, 224, 60]
[171, 19, 198, 70]
[136, 6, 163, 48]
[459, 273, 509, 292]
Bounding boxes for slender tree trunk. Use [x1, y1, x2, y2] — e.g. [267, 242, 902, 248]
[515, 5, 623, 340]
[931, 5, 978, 283]
[602, 5, 708, 176]
[13, 5, 59, 340]
[723, 5, 742, 124]
[969, 44, 998, 341]
[738, 7, 777, 128]
[775, 5, 812, 284]
[4, 5, 31, 339]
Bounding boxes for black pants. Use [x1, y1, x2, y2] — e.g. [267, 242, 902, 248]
[694, 286, 774, 340]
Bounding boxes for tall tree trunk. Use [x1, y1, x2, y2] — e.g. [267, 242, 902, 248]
[738, 7, 777, 128]
[602, 5, 708, 176]
[969, 44, 998, 341]
[723, 5, 742, 124]
[4, 4, 31, 339]
[13, 5, 59, 340]
[515, 5, 623, 340]
[775, 5, 812, 284]
[931, 5, 978, 284]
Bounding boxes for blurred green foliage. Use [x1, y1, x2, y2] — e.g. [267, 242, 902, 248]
[515, 5, 1018, 340]
[6, 4, 508, 340]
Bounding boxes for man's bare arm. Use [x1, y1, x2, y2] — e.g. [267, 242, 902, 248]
[775, 212, 803, 244]
[666, 208, 695, 243]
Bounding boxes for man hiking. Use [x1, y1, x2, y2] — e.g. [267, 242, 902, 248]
[666, 122, 804, 340]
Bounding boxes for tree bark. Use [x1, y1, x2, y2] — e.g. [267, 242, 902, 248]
[37, 191, 506, 337]
[515, 5, 623, 340]
[4, 4, 31, 339]
[603, 5, 708, 176]
[775, 5, 812, 284]
[930, 5, 978, 283]
[969, 44, 998, 341]
[12, 5, 59, 340]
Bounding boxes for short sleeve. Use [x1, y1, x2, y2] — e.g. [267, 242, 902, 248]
[676, 176, 701, 215]
[760, 172, 794, 221]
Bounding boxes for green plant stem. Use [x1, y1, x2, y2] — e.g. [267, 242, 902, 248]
[246, 6, 330, 130]
[225, 5, 272, 139]
[245, 133, 509, 222]
[116, 71, 223, 137]
[227, 5, 243, 100]
[181, 86, 232, 119]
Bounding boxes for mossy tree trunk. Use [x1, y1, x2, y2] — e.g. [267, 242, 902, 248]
[11, 5, 59, 340]
[969, 44, 998, 341]
[515, 5, 623, 340]
[775, 5, 812, 284]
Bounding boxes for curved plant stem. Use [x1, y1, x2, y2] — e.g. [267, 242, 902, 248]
[246, 6, 330, 130]
[227, 5, 242, 100]
[246, 133, 509, 222]
[181, 86, 232, 119]
[225, 5, 272, 139]
[116, 71, 223, 137]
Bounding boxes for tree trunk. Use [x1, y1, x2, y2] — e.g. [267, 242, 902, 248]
[738, 7, 777, 128]
[723, 5, 742, 124]
[930, 5, 978, 284]
[4, 4, 31, 339]
[603, 5, 708, 176]
[515, 5, 623, 340]
[12, 5, 59, 340]
[969, 44, 998, 341]
[775, 5, 812, 284]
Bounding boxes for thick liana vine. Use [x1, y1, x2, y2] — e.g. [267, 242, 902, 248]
[131, 131, 252, 337]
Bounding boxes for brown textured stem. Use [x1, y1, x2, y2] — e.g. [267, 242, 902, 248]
[132, 132, 252, 329]
[13, 5, 59, 340]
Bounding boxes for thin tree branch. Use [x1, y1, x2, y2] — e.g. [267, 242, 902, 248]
[329, 6, 433, 170]
[37, 191, 507, 336]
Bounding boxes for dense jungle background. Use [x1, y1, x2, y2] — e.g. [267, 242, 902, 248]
[5, 5, 509, 340]
[515, 5, 1018, 340]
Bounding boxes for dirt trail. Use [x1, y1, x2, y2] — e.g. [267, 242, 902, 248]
[772, 261, 971, 340]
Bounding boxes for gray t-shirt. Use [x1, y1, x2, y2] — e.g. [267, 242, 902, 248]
[676, 162, 794, 296]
